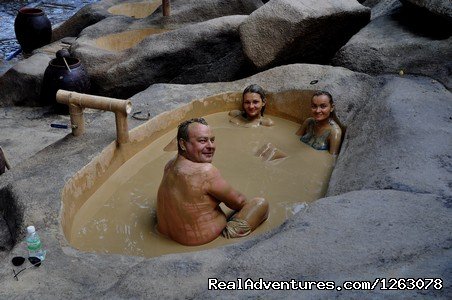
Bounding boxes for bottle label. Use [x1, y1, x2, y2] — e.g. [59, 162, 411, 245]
[27, 240, 41, 251]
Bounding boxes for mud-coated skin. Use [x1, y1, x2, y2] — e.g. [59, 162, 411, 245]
[156, 122, 269, 246]
[296, 94, 342, 155]
[229, 91, 274, 127]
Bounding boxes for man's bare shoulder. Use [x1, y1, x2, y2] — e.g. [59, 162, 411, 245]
[164, 156, 177, 171]
[174, 156, 218, 175]
[194, 162, 218, 175]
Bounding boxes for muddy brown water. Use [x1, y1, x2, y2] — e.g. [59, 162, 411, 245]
[95, 27, 170, 52]
[69, 112, 334, 258]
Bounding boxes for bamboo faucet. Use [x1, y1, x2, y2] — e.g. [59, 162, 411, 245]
[56, 90, 132, 144]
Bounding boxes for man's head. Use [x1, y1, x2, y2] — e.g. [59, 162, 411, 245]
[177, 118, 216, 163]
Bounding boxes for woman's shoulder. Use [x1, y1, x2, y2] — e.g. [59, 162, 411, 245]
[328, 119, 341, 130]
[304, 117, 315, 125]
[260, 116, 274, 127]
[328, 119, 342, 135]
[228, 110, 242, 117]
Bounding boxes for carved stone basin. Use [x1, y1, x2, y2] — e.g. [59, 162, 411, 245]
[94, 27, 170, 51]
[107, 0, 161, 19]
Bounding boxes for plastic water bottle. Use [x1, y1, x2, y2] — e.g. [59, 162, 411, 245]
[26, 226, 46, 261]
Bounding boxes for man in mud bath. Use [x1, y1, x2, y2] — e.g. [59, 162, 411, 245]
[157, 118, 269, 246]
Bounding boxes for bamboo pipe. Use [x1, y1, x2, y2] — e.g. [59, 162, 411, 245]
[162, 0, 170, 16]
[56, 90, 132, 144]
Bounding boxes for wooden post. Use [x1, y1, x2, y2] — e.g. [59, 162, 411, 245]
[115, 112, 130, 145]
[56, 90, 132, 144]
[68, 104, 85, 136]
[163, 0, 170, 16]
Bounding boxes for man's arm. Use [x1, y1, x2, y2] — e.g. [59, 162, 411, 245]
[205, 165, 246, 211]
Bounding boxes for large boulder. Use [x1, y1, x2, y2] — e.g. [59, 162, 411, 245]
[51, 1, 113, 42]
[239, 0, 370, 69]
[73, 15, 253, 98]
[0, 0, 264, 107]
[362, 0, 402, 20]
[401, 0, 452, 19]
[53, 0, 264, 41]
[332, 5, 452, 90]
[0, 53, 50, 107]
[327, 75, 452, 198]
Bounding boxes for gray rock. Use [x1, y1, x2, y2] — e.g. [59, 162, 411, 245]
[0, 217, 12, 252]
[239, 0, 370, 69]
[332, 6, 452, 90]
[327, 75, 452, 198]
[143, 0, 264, 24]
[363, 0, 403, 20]
[0, 185, 23, 251]
[0, 64, 450, 298]
[0, 106, 70, 166]
[0, 0, 264, 107]
[0, 53, 51, 107]
[73, 15, 252, 98]
[53, 0, 263, 42]
[51, 1, 113, 42]
[401, 0, 452, 19]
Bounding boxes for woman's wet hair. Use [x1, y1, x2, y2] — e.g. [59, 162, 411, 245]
[242, 84, 266, 117]
[312, 90, 333, 105]
[177, 118, 208, 153]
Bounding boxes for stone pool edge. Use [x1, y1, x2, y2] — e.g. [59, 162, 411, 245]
[0, 64, 450, 298]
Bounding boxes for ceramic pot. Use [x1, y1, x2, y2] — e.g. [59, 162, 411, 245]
[14, 7, 52, 53]
[41, 54, 91, 114]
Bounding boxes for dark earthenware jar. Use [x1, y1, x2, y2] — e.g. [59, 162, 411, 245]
[14, 8, 52, 53]
[41, 53, 91, 114]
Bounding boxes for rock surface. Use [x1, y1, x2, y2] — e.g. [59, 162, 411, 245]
[0, 0, 263, 106]
[332, 4, 452, 90]
[239, 0, 370, 69]
[0, 64, 450, 298]
[363, 0, 402, 20]
[74, 15, 253, 98]
[51, 0, 111, 42]
[401, 0, 452, 19]
[53, 0, 264, 41]
[0, 53, 51, 107]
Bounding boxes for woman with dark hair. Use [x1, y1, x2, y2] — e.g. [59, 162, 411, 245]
[296, 91, 342, 155]
[229, 84, 274, 127]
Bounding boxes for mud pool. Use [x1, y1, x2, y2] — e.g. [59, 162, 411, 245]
[68, 112, 334, 257]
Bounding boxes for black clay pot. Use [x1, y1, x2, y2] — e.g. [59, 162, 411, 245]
[14, 7, 52, 53]
[41, 55, 91, 114]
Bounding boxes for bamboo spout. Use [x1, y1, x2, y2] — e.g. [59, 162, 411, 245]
[162, 0, 170, 16]
[56, 90, 132, 144]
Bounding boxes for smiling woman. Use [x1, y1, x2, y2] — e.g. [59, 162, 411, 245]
[296, 91, 342, 155]
[229, 84, 274, 127]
